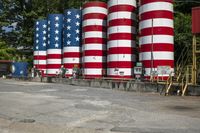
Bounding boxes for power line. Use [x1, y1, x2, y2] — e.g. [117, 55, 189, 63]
[175, 0, 200, 3]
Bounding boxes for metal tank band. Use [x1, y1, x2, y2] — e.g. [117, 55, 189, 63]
[63, 9, 82, 77]
[139, 0, 174, 80]
[33, 19, 48, 74]
[107, 0, 136, 79]
[82, 1, 107, 79]
[46, 14, 63, 76]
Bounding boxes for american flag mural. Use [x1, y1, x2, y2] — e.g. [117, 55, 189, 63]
[46, 14, 63, 76]
[33, 19, 48, 75]
[82, 1, 107, 79]
[107, 0, 136, 79]
[63, 9, 81, 77]
[139, 0, 174, 80]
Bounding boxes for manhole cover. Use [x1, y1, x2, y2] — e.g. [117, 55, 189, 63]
[19, 119, 35, 123]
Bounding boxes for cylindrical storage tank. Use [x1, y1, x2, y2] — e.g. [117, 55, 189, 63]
[107, 0, 136, 79]
[63, 9, 82, 77]
[82, 1, 107, 79]
[139, 0, 174, 80]
[33, 19, 48, 75]
[46, 14, 63, 76]
[12, 62, 28, 77]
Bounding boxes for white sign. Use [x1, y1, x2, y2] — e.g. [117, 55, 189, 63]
[157, 66, 171, 75]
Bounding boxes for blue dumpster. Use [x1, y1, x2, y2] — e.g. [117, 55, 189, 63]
[12, 62, 28, 77]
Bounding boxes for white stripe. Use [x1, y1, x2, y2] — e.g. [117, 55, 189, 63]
[139, 52, 174, 61]
[144, 68, 174, 76]
[139, 35, 174, 45]
[47, 59, 62, 64]
[34, 60, 46, 65]
[108, 54, 136, 62]
[83, 19, 106, 27]
[83, 7, 107, 15]
[63, 58, 80, 64]
[83, 69, 103, 75]
[63, 47, 80, 52]
[83, 44, 106, 51]
[34, 51, 46, 56]
[139, 18, 174, 30]
[83, 56, 106, 63]
[139, 2, 173, 15]
[108, 0, 136, 7]
[108, 12, 136, 21]
[65, 69, 73, 75]
[108, 40, 136, 48]
[47, 49, 62, 54]
[46, 69, 60, 75]
[108, 26, 136, 34]
[107, 68, 133, 76]
[83, 31, 106, 38]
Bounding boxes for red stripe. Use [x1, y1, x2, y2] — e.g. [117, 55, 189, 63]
[63, 52, 81, 58]
[84, 75, 103, 79]
[35, 65, 46, 69]
[83, 50, 106, 56]
[140, 11, 174, 20]
[109, 19, 135, 27]
[109, 5, 136, 13]
[83, 25, 107, 32]
[108, 47, 134, 54]
[47, 54, 62, 59]
[107, 75, 133, 79]
[83, 13, 107, 20]
[109, 33, 135, 40]
[83, 1, 107, 8]
[140, 0, 173, 5]
[108, 62, 134, 68]
[47, 64, 62, 69]
[34, 56, 46, 60]
[140, 27, 174, 36]
[83, 63, 106, 68]
[140, 43, 174, 52]
[142, 60, 174, 68]
[83, 38, 106, 44]
[64, 64, 81, 68]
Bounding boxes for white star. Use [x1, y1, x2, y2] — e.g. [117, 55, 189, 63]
[55, 23, 59, 27]
[36, 21, 39, 25]
[55, 43, 59, 48]
[48, 34, 50, 38]
[48, 28, 50, 31]
[55, 16, 59, 21]
[67, 18, 71, 23]
[43, 37, 46, 41]
[36, 46, 39, 49]
[48, 21, 50, 24]
[67, 26, 71, 30]
[55, 30, 59, 34]
[76, 22, 80, 26]
[43, 43, 46, 47]
[67, 11, 71, 15]
[36, 40, 39, 43]
[67, 41, 71, 45]
[76, 37, 80, 41]
[76, 14, 80, 19]
[48, 41, 50, 44]
[43, 24, 47, 28]
[75, 29, 80, 34]
[36, 34, 39, 37]
[36, 27, 39, 31]
[67, 33, 71, 38]
[55, 36, 59, 41]
[43, 31, 46, 34]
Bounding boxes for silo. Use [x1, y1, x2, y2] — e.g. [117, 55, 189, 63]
[46, 14, 63, 76]
[107, 0, 136, 79]
[33, 20, 48, 75]
[139, 0, 174, 80]
[63, 9, 82, 77]
[82, 1, 107, 79]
